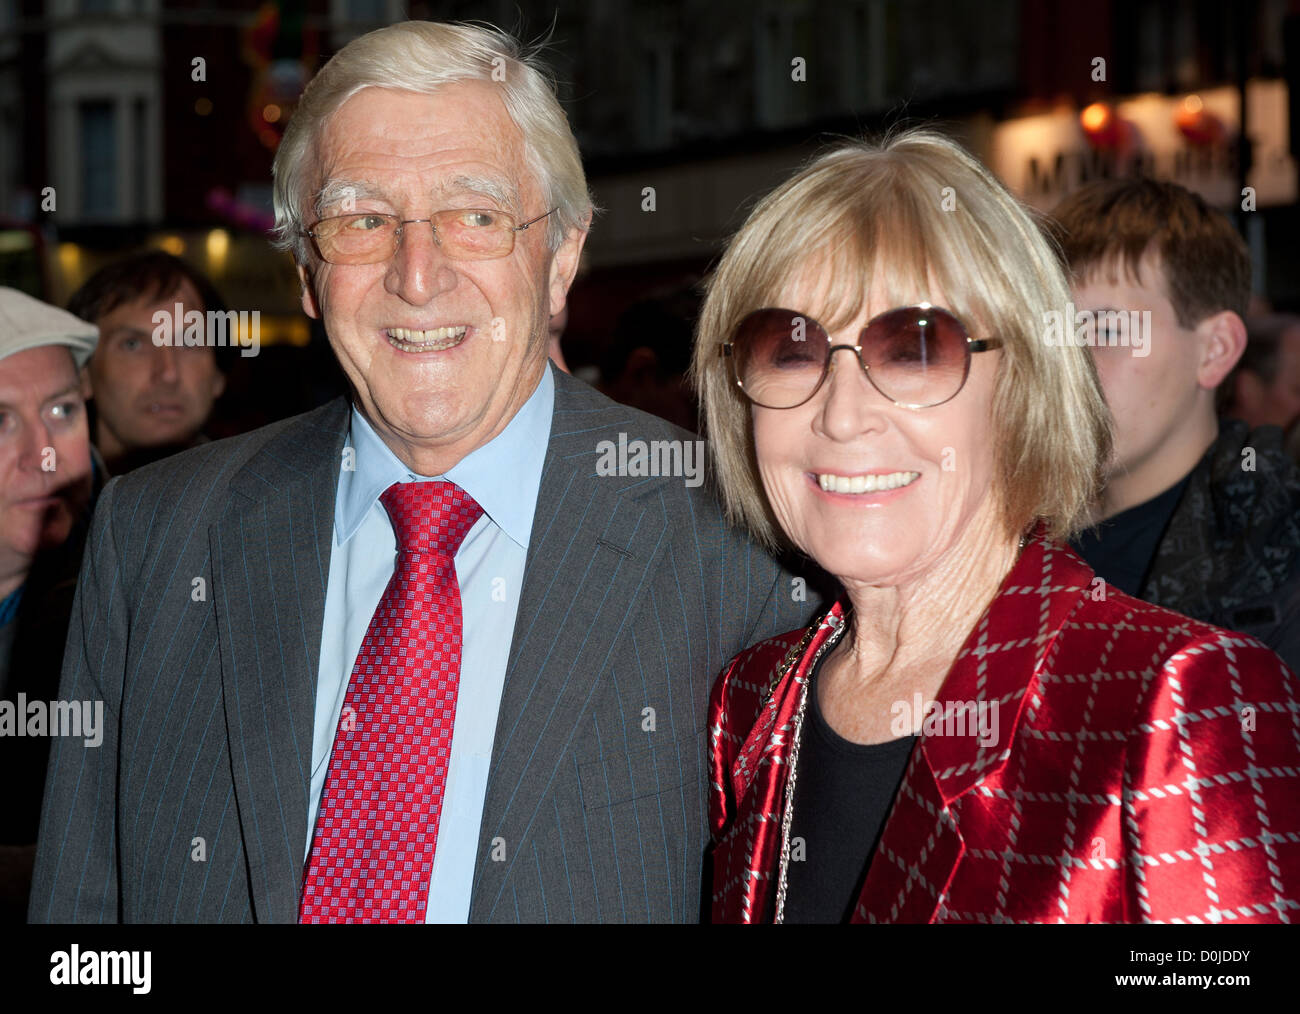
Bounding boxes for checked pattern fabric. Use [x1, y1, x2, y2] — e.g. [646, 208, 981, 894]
[708, 532, 1300, 923]
[299, 480, 482, 923]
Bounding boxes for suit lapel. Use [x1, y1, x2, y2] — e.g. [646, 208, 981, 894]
[853, 535, 1093, 922]
[469, 369, 678, 921]
[211, 396, 348, 922]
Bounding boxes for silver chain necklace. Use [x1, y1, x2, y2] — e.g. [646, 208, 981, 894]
[772, 612, 847, 924]
[769, 532, 1025, 923]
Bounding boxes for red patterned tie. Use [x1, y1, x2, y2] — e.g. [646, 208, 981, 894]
[299, 480, 483, 923]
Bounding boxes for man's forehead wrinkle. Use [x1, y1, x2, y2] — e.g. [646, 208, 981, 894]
[313, 165, 531, 222]
[325, 106, 520, 163]
[319, 178, 386, 199]
[317, 84, 534, 204]
[314, 169, 525, 217]
[0, 375, 79, 405]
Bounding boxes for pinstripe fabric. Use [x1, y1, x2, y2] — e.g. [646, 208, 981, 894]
[28, 366, 813, 922]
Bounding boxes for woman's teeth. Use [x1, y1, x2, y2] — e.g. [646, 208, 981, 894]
[386, 325, 468, 352]
[817, 471, 920, 494]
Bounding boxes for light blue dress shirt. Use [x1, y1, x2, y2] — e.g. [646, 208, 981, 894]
[308, 367, 553, 922]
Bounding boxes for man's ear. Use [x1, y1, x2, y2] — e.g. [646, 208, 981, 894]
[1196, 309, 1247, 389]
[547, 217, 590, 319]
[298, 261, 322, 319]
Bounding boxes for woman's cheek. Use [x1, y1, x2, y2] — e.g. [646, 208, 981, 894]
[757, 463, 807, 548]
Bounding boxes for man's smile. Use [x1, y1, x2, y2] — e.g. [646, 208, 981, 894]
[384, 324, 470, 353]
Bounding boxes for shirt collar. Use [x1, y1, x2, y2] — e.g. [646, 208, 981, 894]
[336, 365, 554, 549]
[0, 583, 23, 627]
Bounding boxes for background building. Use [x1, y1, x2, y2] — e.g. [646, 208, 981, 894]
[1, 0, 1295, 397]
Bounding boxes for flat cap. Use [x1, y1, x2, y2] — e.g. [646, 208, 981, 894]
[0, 286, 98, 367]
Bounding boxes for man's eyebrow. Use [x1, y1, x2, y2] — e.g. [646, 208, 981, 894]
[312, 175, 523, 217]
[0, 383, 82, 411]
[440, 175, 521, 212]
[42, 383, 82, 403]
[313, 179, 389, 218]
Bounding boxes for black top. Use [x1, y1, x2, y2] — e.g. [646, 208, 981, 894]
[1070, 475, 1191, 597]
[782, 650, 917, 924]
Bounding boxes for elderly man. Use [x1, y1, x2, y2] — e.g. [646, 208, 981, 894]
[0, 288, 99, 921]
[30, 21, 813, 924]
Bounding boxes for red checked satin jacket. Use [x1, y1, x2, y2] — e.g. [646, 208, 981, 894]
[708, 534, 1300, 923]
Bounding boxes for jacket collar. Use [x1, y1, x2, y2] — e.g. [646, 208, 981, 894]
[469, 366, 702, 918]
[212, 396, 349, 921]
[726, 529, 1095, 923]
[923, 533, 1093, 800]
[728, 604, 847, 809]
[1145, 419, 1300, 617]
[734, 532, 1094, 802]
[856, 533, 1094, 922]
[334, 368, 553, 548]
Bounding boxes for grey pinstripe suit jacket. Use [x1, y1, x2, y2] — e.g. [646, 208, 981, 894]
[28, 365, 814, 923]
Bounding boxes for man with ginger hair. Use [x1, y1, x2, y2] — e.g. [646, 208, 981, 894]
[1049, 178, 1300, 672]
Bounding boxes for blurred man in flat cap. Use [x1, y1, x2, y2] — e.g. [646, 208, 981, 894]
[0, 287, 101, 921]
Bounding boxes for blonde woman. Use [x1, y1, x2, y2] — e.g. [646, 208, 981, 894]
[694, 129, 1300, 923]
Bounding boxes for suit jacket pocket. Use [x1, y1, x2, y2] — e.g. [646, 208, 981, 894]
[576, 728, 708, 812]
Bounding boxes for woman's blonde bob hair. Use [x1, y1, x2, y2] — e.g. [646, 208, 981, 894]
[691, 128, 1112, 552]
[271, 21, 592, 263]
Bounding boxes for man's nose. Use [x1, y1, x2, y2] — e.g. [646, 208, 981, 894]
[18, 416, 55, 472]
[151, 345, 181, 383]
[386, 221, 458, 304]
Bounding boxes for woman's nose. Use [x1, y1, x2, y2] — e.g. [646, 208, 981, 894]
[817, 346, 891, 440]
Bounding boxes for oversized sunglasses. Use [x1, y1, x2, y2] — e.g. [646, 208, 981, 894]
[721, 303, 1003, 410]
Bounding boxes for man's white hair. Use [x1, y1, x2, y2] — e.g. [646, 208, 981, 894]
[271, 20, 592, 263]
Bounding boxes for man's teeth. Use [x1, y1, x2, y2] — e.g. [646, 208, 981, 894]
[817, 471, 920, 494]
[386, 325, 468, 351]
